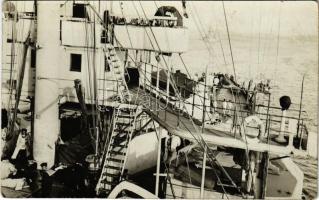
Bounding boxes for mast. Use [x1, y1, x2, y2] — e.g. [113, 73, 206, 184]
[33, 1, 60, 168]
[297, 74, 305, 135]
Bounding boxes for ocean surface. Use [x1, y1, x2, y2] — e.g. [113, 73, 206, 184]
[171, 35, 318, 199]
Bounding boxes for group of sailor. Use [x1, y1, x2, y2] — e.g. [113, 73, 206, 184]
[194, 72, 238, 88]
[241, 79, 271, 93]
[112, 16, 178, 28]
[194, 71, 271, 95]
[211, 99, 233, 116]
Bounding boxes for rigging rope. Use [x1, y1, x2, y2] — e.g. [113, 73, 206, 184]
[210, 4, 228, 67]
[87, 3, 243, 196]
[7, 12, 17, 113]
[188, 4, 216, 65]
[83, 5, 99, 153]
[137, 3, 242, 194]
[257, 3, 262, 66]
[273, 4, 282, 81]
[221, 1, 237, 82]
[190, 2, 226, 71]
[137, 3, 241, 196]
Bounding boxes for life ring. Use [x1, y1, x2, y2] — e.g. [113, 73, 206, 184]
[240, 115, 265, 142]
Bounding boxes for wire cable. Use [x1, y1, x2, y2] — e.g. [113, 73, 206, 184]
[221, 1, 237, 82]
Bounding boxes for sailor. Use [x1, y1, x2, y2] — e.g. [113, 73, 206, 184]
[155, 19, 161, 26]
[2, 108, 8, 129]
[168, 20, 175, 27]
[11, 129, 29, 170]
[40, 163, 53, 197]
[39, 163, 67, 197]
[194, 73, 200, 91]
[201, 72, 206, 82]
[167, 136, 181, 165]
[230, 75, 234, 82]
[210, 92, 214, 112]
[219, 76, 224, 87]
[1, 127, 7, 159]
[248, 80, 253, 91]
[222, 99, 227, 116]
[213, 76, 219, 86]
[227, 100, 233, 115]
[213, 99, 218, 113]
[265, 79, 270, 92]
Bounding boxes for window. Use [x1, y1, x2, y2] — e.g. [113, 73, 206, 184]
[70, 54, 82, 72]
[31, 49, 36, 68]
[105, 56, 110, 72]
[72, 4, 86, 18]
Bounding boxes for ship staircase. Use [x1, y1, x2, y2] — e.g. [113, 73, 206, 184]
[95, 104, 142, 196]
[102, 43, 131, 103]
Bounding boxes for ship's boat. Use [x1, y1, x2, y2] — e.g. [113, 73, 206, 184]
[151, 69, 196, 99]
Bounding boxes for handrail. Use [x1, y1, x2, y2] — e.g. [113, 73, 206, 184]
[145, 83, 308, 122]
[142, 67, 308, 115]
[121, 106, 139, 176]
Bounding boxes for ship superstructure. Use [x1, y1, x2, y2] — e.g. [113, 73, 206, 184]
[1, 1, 312, 199]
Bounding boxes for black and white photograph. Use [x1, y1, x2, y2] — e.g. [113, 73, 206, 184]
[1, 1, 318, 198]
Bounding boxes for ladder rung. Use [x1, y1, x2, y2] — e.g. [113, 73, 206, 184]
[109, 150, 125, 156]
[107, 157, 123, 163]
[120, 107, 138, 112]
[97, 188, 111, 195]
[116, 122, 131, 126]
[100, 179, 118, 185]
[117, 114, 134, 119]
[110, 143, 128, 148]
[113, 133, 129, 139]
[112, 136, 128, 142]
[112, 136, 128, 144]
[107, 165, 122, 170]
[103, 172, 120, 178]
[113, 129, 131, 133]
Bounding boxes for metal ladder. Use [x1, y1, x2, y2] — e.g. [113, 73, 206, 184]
[104, 44, 131, 103]
[95, 105, 139, 196]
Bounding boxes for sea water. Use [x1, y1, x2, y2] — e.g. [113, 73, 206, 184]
[172, 34, 317, 199]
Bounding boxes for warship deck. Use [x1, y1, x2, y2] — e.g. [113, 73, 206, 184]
[129, 87, 308, 156]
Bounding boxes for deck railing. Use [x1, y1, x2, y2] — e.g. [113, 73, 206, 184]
[139, 68, 309, 151]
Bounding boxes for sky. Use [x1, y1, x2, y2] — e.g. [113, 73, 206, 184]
[114, 1, 318, 39]
[5, 1, 318, 39]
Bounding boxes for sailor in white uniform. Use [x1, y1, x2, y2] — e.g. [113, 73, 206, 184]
[227, 100, 233, 115]
[213, 76, 219, 86]
[222, 99, 227, 116]
[11, 129, 28, 160]
[213, 100, 218, 113]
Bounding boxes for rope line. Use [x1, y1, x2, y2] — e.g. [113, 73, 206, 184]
[222, 1, 237, 82]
